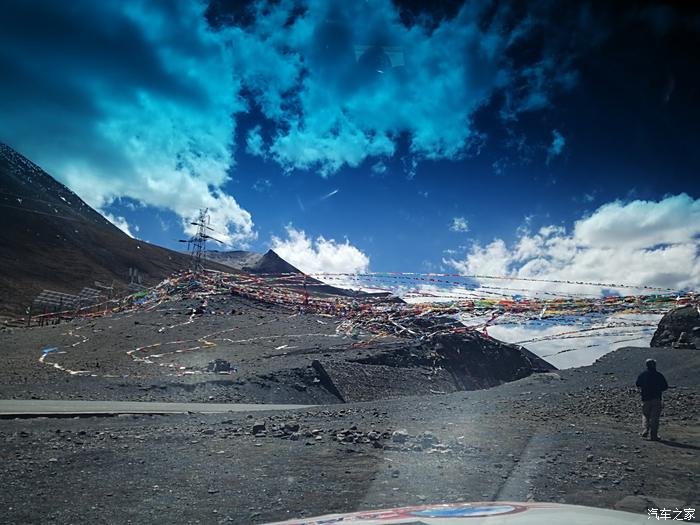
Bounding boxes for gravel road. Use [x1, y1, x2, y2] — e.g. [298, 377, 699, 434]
[1, 346, 697, 524]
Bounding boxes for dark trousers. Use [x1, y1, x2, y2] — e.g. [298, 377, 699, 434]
[642, 398, 662, 438]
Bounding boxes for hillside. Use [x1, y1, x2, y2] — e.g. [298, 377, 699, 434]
[204, 250, 264, 270]
[0, 143, 228, 318]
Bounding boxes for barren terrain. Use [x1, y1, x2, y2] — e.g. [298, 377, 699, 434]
[1, 300, 698, 524]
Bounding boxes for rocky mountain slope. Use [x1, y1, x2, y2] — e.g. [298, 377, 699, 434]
[204, 250, 265, 270]
[206, 249, 303, 275]
[0, 143, 229, 318]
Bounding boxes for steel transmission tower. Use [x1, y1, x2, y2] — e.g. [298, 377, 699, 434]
[178, 208, 223, 273]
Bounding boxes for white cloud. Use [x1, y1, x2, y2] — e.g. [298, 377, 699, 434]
[0, 1, 254, 248]
[183, 194, 255, 248]
[450, 238, 511, 276]
[270, 225, 370, 275]
[102, 212, 134, 238]
[546, 129, 566, 164]
[573, 194, 700, 248]
[1, 1, 600, 244]
[221, 0, 587, 176]
[246, 125, 265, 157]
[444, 194, 700, 295]
[371, 161, 387, 175]
[450, 216, 470, 233]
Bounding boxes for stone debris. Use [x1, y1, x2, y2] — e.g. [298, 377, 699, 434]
[391, 429, 409, 443]
[242, 419, 457, 454]
[251, 421, 266, 435]
[206, 359, 235, 373]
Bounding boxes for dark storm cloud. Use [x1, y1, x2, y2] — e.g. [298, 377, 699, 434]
[1, 2, 184, 94]
[0, 1, 206, 145]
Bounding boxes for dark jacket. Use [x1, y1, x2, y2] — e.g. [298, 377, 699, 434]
[635, 369, 668, 401]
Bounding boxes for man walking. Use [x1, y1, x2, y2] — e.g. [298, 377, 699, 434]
[635, 359, 668, 441]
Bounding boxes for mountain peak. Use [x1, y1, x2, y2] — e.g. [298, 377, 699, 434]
[248, 249, 302, 274]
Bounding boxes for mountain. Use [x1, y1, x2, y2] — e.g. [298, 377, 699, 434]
[206, 249, 399, 300]
[0, 143, 228, 318]
[204, 249, 302, 274]
[244, 249, 303, 274]
[203, 250, 263, 270]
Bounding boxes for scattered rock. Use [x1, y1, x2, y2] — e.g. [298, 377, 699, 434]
[419, 431, 438, 446]
[391, 429, 409, 443]
[207, 359, 234, 373]
[282, 421, 300, 434]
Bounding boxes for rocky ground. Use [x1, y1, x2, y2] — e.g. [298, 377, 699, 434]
[0, 292, 550, 405]
[1, 345, 698, 524]
[0, 294, 346, 405]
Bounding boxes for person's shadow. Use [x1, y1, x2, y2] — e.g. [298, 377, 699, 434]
[660, 439, 700, 451]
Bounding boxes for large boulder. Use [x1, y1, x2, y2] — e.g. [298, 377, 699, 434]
[650, 304, 700, 349]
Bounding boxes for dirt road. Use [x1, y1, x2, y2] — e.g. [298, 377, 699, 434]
[1, 346, 697, 524]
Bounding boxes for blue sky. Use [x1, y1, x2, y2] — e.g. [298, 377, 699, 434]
[1, 0, 699, 291]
